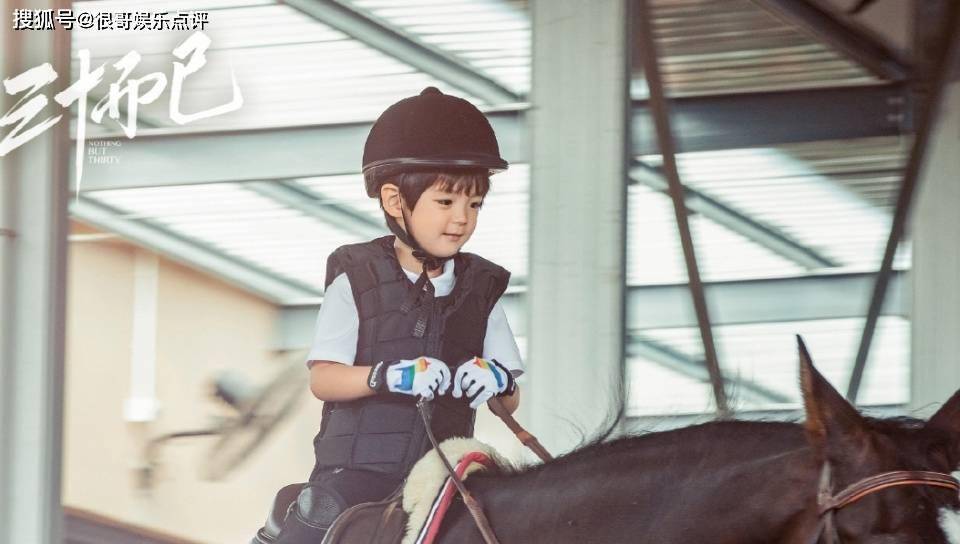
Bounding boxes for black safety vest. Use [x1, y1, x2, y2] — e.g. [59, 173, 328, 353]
[311, 236, 510, 475]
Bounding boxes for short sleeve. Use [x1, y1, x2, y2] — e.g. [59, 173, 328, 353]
[305, 272, 359, 368]
[482, 299, 524, 378]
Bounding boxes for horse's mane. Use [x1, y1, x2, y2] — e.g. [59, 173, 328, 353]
[491, 418, 810, 479]
[499, 413, 941, 478]
[507, 378, 805, 477]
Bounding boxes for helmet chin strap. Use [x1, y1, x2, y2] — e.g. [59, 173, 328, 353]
[386, 200, 454, 338]
[387, 198, 450, 274]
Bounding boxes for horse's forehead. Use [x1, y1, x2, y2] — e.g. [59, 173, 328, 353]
[868, 419, 933, 452]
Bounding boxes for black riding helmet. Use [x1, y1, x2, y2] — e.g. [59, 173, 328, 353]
[362, 87, 509, 273]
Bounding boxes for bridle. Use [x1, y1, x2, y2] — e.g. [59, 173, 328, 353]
[812, 463, 960, 544]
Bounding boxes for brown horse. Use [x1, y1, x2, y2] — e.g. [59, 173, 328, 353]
[434, 339, 960, 543]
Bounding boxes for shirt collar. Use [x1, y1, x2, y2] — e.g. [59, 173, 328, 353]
[400, 256, 455, 283]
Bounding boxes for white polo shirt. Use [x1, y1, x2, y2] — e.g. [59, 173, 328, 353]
[306, 257, 524, 377]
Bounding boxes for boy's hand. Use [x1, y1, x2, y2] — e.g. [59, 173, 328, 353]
[452, 357, 516, 410]
[368, 357, 451, 400]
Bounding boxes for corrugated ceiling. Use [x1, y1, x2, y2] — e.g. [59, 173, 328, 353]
[644, 0, 878, 97]
[69, 0, 913, 415]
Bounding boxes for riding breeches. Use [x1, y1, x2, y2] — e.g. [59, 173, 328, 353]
[274, 468, 405, 544]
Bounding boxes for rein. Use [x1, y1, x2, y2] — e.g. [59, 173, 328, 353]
[417, 399, 500, 544]
[487, 397, 554, 463]
[415, 397, 554, 544]
[813, 463, 960, 544]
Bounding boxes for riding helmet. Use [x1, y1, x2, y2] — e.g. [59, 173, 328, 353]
[361, 87, 509, 198]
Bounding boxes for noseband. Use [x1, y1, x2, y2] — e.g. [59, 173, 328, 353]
[812, 463, 960, 544]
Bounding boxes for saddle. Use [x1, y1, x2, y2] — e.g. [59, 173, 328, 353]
[322, 486, 408, 544]
[253, 439, 502, 544]
[253, 399, 551, 544]
[251, 483, 407, 544]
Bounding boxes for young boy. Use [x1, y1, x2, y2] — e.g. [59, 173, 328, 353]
[272, 87, 523, 544]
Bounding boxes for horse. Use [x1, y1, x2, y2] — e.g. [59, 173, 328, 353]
[432, 339, 960, 543]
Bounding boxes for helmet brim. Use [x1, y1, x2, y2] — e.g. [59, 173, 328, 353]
[363, 156, 508, 176]
[363, 156, 508, 198]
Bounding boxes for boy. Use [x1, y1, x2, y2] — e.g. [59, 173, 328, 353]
[272, 87, 523, 544]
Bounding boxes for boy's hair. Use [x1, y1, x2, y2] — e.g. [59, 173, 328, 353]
[379, 170, 490, 212]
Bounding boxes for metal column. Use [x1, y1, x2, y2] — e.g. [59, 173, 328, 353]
[525, 0, 630, 454]
[846, 1, 960, 402]
[910, 52, 960, 413]
[635, 0, 729, 417]
[0, 1, 71, 542]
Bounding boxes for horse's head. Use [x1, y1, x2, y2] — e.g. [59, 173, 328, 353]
[798, 336, 960, 543]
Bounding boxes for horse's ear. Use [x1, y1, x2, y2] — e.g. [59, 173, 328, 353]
[926, 389, 960, 464]
[798, 335, 867, 455]
[928, 389, 960, 433]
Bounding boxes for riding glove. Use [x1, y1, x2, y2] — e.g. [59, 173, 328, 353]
[452, 357, 516, 409]
[367, 356, 451, 400]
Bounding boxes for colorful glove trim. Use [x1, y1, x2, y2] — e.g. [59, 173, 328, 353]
[452, 357, 516, 409]
[368, 357, 451, 400]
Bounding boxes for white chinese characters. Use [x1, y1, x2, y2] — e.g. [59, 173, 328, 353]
[0, 31, 243, 194]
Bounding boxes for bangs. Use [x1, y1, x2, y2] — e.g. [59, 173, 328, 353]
[393, 170, 491, 210]
[431, 171, 490, 197]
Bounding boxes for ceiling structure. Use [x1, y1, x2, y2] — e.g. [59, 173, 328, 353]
[69, 0, 915, 415]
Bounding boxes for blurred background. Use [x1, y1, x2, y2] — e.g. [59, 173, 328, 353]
[2, 0, 959, 542]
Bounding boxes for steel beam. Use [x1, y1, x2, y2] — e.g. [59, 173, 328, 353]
[626, 271, 906, 331]
[246, 180, 385, 240]
[628, 336, 791, 404]
[281, 0, 520, 105]
[279, 272, 903, 350]
[633, 83, 909, 155]
[751, 0, 910, 81]
[630, 163, 837, 270]
[74, 110, 525, 192]
[70, 199, 321, 305]
[74, 84, 905, 193]
[637, 0, 729, 417]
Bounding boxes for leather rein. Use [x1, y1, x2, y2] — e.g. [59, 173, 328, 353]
[416, 397, 554, 544]
[812, 463, 960, 544]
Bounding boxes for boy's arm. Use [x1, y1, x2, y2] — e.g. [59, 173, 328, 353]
[310, 359, 520, 413]
[308, 361, 377, 402]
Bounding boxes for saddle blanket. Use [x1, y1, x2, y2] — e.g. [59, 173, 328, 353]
[401, 438, 509, 544]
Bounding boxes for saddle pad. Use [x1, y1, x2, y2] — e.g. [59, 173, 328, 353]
[402, 438, 507, 544]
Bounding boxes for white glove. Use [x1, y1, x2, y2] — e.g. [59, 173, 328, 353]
[452, 357, 515, 410]
[367, 357, 451, 400]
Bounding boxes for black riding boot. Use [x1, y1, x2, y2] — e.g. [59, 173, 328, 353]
[259, 468, 405, 544]
[274, 482, 346, 544]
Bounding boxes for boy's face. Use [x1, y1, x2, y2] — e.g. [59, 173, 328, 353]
[385, 182, 484, 257]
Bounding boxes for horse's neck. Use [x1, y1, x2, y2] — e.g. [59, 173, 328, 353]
[451, 422, 824, 544]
